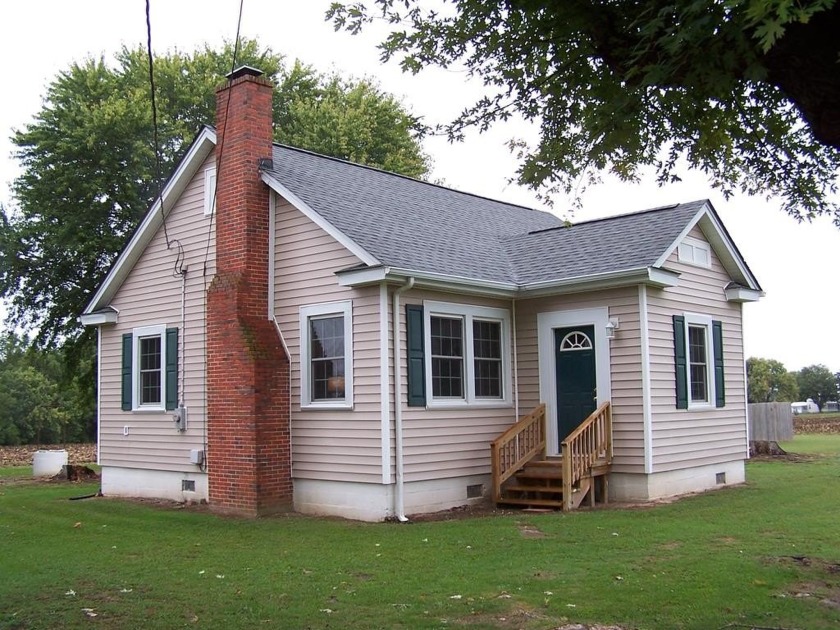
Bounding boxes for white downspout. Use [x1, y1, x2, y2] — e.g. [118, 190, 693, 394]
[512, 298, 519, 420]
[393, 277, 415, 522]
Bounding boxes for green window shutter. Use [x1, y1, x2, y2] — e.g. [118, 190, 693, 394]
[673, 315, 688, 409]
[121, 333, 133, 411]
[165, 328, 179, 411]
[712, 320, 725, 408]
[405, 304, 426, 407]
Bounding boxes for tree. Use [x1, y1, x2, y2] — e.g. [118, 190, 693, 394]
[796, 364, 838, 409]
[0, 333, 93, 445]
[329, 1, 840, 222]
[746, 357, 798, 403]
[1, 39, 429, 349]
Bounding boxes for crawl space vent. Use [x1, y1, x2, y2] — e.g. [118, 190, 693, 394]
[715, 472, 726, 485]
[182, 480, 196, 492]
[466, 484, 484, 499]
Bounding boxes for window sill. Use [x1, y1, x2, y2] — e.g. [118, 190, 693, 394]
[425, 399, 513, 411]
[301, 401, 354, 411]
[686, 402, 714, 410]
[130, 407, 167, 414]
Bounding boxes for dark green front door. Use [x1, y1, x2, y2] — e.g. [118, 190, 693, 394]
[555, 325, 597, 442]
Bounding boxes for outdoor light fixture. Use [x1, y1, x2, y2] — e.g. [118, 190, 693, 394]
[605, 318, 620, 340]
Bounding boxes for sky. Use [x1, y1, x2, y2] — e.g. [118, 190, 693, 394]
[0, 1, 838, 373]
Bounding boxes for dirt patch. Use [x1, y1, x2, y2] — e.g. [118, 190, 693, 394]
[453, 606, 630, 630]
[768, 555, 840, 612]
[748, 452, 817, 463]
[782, 581, 840, 611]
[407, 500, 519, 522]
[518, 522, 546, 538]
[0, 443, 96, 467]
[453, 604, 630, 629]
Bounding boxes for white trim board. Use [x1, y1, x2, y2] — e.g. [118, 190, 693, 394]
[379, 283, 392, 484]
[638, 285, 653, 474]
[537, 307, 612, 455]
[261, 172, 380, 267]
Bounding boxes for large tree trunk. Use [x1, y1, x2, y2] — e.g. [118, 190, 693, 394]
[749, 440, 788, 458]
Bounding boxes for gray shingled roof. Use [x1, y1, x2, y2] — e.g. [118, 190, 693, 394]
[265, 145, 706, 286]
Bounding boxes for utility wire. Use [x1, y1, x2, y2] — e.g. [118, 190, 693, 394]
[145, 0, 185, 276]
[200, 0, 247, 473]
[202, 0, 246, 277]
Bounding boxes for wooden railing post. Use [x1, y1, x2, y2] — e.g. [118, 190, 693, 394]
[490, 404, 547, 503]
[560, 402, 613, 510]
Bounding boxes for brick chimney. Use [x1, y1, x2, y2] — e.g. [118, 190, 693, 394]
[206, 67, 292, 516]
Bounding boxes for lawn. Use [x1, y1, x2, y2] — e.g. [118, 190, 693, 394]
[2, 437, 839, 630]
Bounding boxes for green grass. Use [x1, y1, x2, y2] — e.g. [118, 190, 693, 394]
[781, 433, 840, 455]
[2, 438, 840, 630]
[0, 466, 29, 479]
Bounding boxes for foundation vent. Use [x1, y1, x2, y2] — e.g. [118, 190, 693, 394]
[466, 484, 484, 499]
[182, 479, 196, 492]
[715, 472, 726, 485]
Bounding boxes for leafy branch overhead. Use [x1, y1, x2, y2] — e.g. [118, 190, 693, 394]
[329, 0, 840, 222]
[0, 39, 429, 348]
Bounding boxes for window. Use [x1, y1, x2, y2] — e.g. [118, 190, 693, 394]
[138, 334, 163, 405]
[673, 314, 724, 409]
[410, 301, 510, 407]
[473, 319, 503, 398]
[121, 325, 178, 412]
[430, 316, 464, 398]
[687, 324, 709, 403]
[678, 236, 711, 268]
[300, 301, 353, 409]
[204, 167, 216, 216]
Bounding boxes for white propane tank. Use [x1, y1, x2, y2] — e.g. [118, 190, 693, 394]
[32, 449, 68, 477]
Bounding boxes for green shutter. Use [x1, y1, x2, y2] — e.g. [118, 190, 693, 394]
[405, 304, 426, 407]
[712, 320, 725, 408]
[121, 333, 133, 411]
[165, 328, 179, 411]
[673, 315, 688, 410]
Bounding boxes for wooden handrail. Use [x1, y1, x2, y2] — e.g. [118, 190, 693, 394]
[561, 402, 612, 510]
[490, 404, 546, 502]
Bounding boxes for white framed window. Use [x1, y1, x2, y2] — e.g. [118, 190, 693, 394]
[132, 325, 167, 411]
[423, 301, 511, 407]
[682, 314, 715, 408]
[300, 301, 353, 409]
[204, 167, 216, 216]
[678, 236, 711, 268]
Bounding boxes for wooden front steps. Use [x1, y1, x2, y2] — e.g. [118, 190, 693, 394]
[497, 458, 609, 510]
[491, 402, 614, 511]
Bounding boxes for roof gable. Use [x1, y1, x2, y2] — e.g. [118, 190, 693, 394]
[83, 127, 217, 315]
[83, 132, 761, 318]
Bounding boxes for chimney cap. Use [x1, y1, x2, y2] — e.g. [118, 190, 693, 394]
[226, 66, 265, 81]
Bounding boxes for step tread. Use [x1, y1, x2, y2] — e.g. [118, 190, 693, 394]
[504, 483, 564, 495]
[498, 497, 565, 508]
[516, 469, 565, 480]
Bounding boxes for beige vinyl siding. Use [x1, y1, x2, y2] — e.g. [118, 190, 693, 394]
[516, 287, 646, 473]
[400, 290, 516, 482]
[646, 226, 746, 472]
[273, 195, 383, 484]
[99, 155, 216, 472]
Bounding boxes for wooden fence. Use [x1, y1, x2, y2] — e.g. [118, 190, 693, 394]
[748, 402, 794, 442]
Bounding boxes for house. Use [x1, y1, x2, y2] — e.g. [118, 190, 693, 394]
[80, 67, 763, 521]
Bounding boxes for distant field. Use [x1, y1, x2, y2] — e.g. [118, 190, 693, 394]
[794, 412, 840, 434]
[0, 443, 95, 468]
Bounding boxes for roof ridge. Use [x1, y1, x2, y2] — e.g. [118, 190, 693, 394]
[527, 200, 708, 235]
[271, 142, 561, 220]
